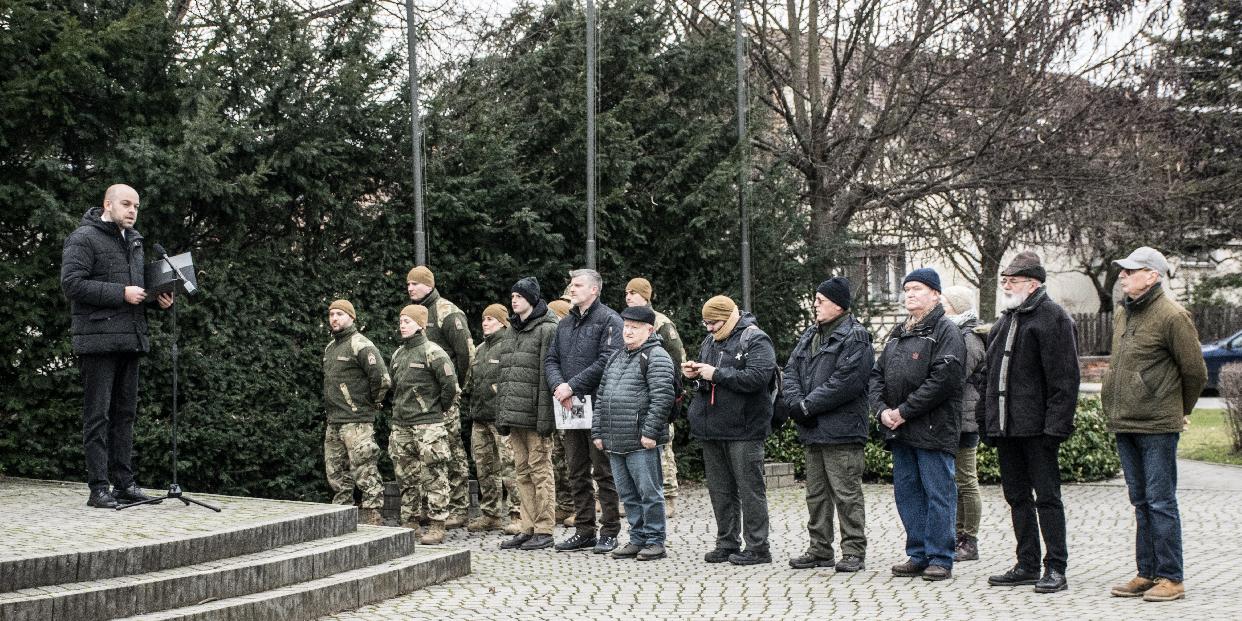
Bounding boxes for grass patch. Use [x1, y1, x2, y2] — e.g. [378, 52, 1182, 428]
[1179, 409, 1242, 466]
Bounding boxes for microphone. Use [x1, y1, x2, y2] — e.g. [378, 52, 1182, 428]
[154, 243, 198, 297]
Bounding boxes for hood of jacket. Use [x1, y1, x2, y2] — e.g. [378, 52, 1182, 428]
[511, 300, 551, 332]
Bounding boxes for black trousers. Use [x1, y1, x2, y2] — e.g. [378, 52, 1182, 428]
[80, 353, 141, 491]
[996, 436, 1068, 573]
[562, 428, 621, 537]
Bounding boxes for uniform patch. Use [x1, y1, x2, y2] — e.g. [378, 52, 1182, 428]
[368, 352, 377, 365]
[336, 356, 350, 361]
[453, 317, 463, 330]
[488, 359, 500, 364]
[443, 362, 454, 376]
[411, 362, 425, 368]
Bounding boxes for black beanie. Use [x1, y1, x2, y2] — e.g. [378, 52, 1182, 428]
[512, 276, 542, 306]
[816, 277, 851, 310]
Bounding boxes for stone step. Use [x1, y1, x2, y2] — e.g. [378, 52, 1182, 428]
[0, 525, 415, 621]
[124, 547, 470, 621]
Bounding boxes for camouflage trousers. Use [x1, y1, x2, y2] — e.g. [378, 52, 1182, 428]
[662, 423, 680, 499]
[389, 422, 453, 524]
[444, 406, 471, 516]
[471, 421, 520, 518]
[324, 422, 384, 509]
[553, 431, 574, 513]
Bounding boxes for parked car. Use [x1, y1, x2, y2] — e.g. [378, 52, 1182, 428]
[1203, 329, 1242, 391]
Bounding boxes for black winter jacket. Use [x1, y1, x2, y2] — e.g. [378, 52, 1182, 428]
[869, 305, 966, 454]
[544, 298, 623, 398]
[782, 315, 874, 446]
[955, 317, 986, 437]
[60, 208, 151, 355]
[592, 335, 675, 454]
[497, 303, 559, 435]
[976, 287, 1079, 440]
[687, 313, 778, 441]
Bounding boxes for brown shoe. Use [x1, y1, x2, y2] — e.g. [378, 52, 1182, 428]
[420, 520, 446, 545]
[891, 559, 928, 577]
[922, 565, 952, 581]
[1110, 575, 1156, 598]
[665, 497, 676, 519]
[358, 508, 384, 526]
[444, 513, 468, 529]
[1142, 578, 1185, 602]
[467, 516, 501, 532]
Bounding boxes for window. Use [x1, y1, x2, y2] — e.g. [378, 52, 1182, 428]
[844, 245, 907, 307]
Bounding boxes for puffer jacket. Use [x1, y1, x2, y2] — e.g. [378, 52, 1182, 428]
[592, 335, 675, 454]
[868, 304, 965, 454]
[60, 207, 151, 354]
[496, 302, 559, 434]
[389, 331, 460, 426]
[544, 297, 623, 398]
[687, 313, 778, 441]
[955, 316, 986, 437]
[781, 315, 874, 446]
[323, 326, 392, 424]
[467, 328, 507, 422]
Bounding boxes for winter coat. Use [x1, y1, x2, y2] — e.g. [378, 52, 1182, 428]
[592, 335, 675, 454]
[467, 328, 507, 422]
[781, 315, 874, 446]
[322, 326, 392, 424]
[956, 317, 986, 437]
[544, 298, 623, 398]
[1103, 284, 1208, 434]
[976, 287, 1079, 439]
[496, 302, 559, 434]
[686, 313, 778, 441]
[653, 310, 687, 367]
[869, 304, 965, 454]
[60, 207, 152, 354]
[389, 331, 460, 426]
[415, 289, 475, 382]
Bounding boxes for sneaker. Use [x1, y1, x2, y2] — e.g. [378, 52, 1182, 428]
[704, 548, 738, 563]
[788, 553, 835, 569]
[988, 565, 1040, 586]
[728, 549, 772, 566]
[593, 535, 619, 554]
[612, 543, 643, 559]
[499, 532, 532, 550]
[1110, 575, 1156, 598]
[1034, 569, 1068, 593]
[835, 554, 865, 572]
[891, 559, 928, 577]
[1142, 578, 1185, 602]
[519, 533, 554, 551]
[922, 565, 952, 581]
[555, 532, 597, 552]
[87, 488, 118, 509]
[637, 543, 667, 561]
[954, 533, 978, 562]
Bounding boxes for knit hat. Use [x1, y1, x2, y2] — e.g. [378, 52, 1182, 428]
[902, 268, 942, 292]
[401, 304, 428, 328]
[626, 277, 653, 303]
[1001, 251, 1047, 282]
[483, 303, 510, 327]
[512, 276, 542, 307]
[941, 286, 975, 316]
[816, 277, 851, 310]
[328, 299, 356, 320]
[548, 299, 571, 318]
[620, 305, 656, 325]
[407, 265, 435, 288]
[701, 295, 737, 322]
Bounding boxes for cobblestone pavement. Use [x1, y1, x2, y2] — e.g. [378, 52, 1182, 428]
[324, 460, 1242, 620]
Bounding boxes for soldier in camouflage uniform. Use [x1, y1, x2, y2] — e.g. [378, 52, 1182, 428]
[322, 299, 391, 526]
[406, 266, 474, 527]
[389, 304, 461, 545]
[466, 304, 523, 535]
[547, 288, 576, 526]
[625, 278, 685, 518]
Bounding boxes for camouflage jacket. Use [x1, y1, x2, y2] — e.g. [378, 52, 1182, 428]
[323, 326, 391, 424]
[653, 309, 686, 368]
[416, 289, 475, 384]
[468, 328, 507, 422]
[390, 331, 460, 426]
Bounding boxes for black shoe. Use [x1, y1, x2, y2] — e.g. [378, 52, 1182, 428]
[554, 532, 597, 552]
[87, 488, 118, 509]
[519, 533, 554, 550]
[113, 484, 159, 505]
[788, 553, 835, 569]
[1034, 569, 1069, 593]
[835, 554, 865, 572]
[728, 549, 772, 566]
[704, 548, 738, 563]
[593, 535, 618, 554]
[637, 543, 666, 561]
[499, 533, 533, 550]
[612, 543, 643, 559]
[988, 565, 1041, 586]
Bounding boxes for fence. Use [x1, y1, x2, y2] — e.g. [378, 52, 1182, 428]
[1073, 305, 1240, 355]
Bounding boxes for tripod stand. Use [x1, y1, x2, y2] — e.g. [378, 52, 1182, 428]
[119, 263, 220, 512]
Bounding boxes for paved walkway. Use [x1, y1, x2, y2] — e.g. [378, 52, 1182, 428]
[324, 460, 1242, 620]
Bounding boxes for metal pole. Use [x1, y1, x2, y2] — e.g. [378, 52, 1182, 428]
[406, 0, 427, 266]
[734, 0, 751, 310]
[585, 0, 597, 270]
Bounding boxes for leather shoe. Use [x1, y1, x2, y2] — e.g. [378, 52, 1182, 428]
[499, 532, 532, 550]
[704, 548, 738, 563]
[989, 565, 1040, 586]
[87, 488, 118, 509]
[519, 533, 554, 551]
[728, 549, 772, 566]
[113, 484, 159, 505]
[1034, 569, 1068, 593]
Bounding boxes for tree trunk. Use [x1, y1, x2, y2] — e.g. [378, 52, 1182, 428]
[978, 252, 1002, 321]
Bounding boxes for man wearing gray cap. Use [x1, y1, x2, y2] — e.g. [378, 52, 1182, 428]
[1103, 247, 1207, 603]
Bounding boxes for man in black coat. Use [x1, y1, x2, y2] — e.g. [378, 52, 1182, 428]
[978, 252, 1079, 593]
[782, 277, 874, 573]
[61, 184, 172, 508]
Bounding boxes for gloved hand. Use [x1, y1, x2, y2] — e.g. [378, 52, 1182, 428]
[790, 402, 819, 428]
[537, 419, 555, 437]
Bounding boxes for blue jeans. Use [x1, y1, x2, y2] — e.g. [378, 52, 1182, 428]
[891, 442, 957, 569]
[609, 448, 666, 546]
[1116, 433, 1182, 581]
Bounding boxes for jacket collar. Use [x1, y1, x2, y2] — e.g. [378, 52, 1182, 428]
[623, 334, 662, 357]
[484, 327, 507, 345]
[1123, 282, 1164, 315]
[511, 300, 550, 332]
[569, 297, 602, 322]
[415, 288, 441, 307]
[1004, 285, 1048, 316]
[332, 325, 358, 342]
[402, 331, 428, 347]
[895, 304, 945, 338]
[83, 207, 143, 242]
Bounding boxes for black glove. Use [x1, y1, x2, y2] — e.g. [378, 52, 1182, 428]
[790, 402, 819, 428]
[537, 419, 555, 437]
[979, 433, 995, 448]
[496, 424, 511, 437]
[1042, 434, 1064, 449]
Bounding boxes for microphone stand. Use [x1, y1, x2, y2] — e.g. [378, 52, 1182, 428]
[119, 255, 219, 512]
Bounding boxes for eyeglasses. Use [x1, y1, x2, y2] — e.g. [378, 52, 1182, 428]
[999, 277, 1032, 286]
[702, 320, 722, 329]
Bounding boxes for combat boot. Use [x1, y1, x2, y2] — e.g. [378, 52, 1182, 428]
[468, 515, 501, 532]
[420, 521, 446, 545]
[504, 512, 523, 535]
[358, 508, 385, 526]
[444, 513, 468, 529]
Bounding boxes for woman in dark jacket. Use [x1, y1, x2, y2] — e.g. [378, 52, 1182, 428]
[942, 286, 986, 562]
[869, 269, 965, 581]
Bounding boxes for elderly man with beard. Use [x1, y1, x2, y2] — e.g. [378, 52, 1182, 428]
[977, 252, 1079, 594]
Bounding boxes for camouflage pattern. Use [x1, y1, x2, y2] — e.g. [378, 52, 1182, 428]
[653, 310, 683, 500]
[662, 424, 680, 499]
[389, 422, 453, 524]
[324, 422, 385, 508]
[472, 421, 520, 518]
[444, 407, 471, 516]
[389, 332, 459, 426]
[552, 431, 574, 514]
[414, 289, 476, 516]
[323, 326, 391, 424]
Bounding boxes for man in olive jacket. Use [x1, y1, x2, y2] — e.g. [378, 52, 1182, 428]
[1103, 247, 1207, 603]
[496, 277, 560, 551]
[322, 299, 391, 526]
[782, 277, 873, 573]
